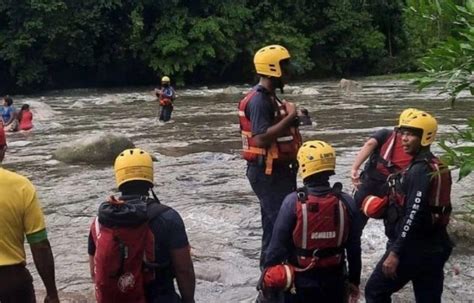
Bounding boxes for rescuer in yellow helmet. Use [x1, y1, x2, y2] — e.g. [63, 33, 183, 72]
[238, 45, 302, 270]
[154, 76, 176, 122]
[88, 148, 196, 303]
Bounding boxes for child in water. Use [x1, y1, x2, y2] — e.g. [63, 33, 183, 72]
[18, 104, 33, 131]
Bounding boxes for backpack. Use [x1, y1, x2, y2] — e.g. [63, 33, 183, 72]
[91, 195, 169, 303]
[292, 183, 350, 269]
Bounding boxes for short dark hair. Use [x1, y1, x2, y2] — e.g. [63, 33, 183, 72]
[21, 104, 30, 110]
[119, 180, 152, 195]
[398, 127, 423, 139]
[3, 96, 13, 106]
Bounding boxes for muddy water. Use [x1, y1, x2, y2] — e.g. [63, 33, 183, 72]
[3, 79, 473, 302]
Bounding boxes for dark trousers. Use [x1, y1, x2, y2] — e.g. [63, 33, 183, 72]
[0, 264, 36, 303]
[159, 105, 173, 122]
[365, 247, 452, 303]
[257, 269, 347, 303]
[247, 164, 297, 269]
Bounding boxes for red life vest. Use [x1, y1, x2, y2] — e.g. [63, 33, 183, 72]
[238, 89, 302, 175]
[19, 110, 33, 131]
[388, 156, 452, 226]
[292, 189, 350, 269]
[375, 131, 413, 177]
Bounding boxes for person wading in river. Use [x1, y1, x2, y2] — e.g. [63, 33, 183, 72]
[88, 148, 195, 303]
[0, 123, 59, 303]
[364, 109, 454, 302]
[351, 108, 418, 225]
[238, 44, 302, 270]
[260, 140, 363, 303]
[155, 76, 176, 122]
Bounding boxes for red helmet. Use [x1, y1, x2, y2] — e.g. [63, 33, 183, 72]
[362, 195, 388, 218]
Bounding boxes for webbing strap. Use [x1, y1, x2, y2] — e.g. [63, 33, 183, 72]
[295, 246, 344, 258]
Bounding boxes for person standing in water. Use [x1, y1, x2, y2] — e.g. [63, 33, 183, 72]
[155, 76, 176, 122]
[0, 123, 59, 303]
[18, 104, 34, 131]
[364, 110, 454, 302]
[261, 140, 362, 303]
[238, 44, 302, 269]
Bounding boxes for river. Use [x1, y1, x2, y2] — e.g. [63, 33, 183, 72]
[3, 79, 474, 302]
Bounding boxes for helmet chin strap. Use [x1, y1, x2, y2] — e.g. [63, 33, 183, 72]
[270, 77, 285, 94]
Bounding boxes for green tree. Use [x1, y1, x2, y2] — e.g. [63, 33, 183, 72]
[412, 0, 474, 179]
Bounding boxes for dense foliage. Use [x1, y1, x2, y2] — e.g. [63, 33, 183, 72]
[0, 0, 471, 91]
[409, 0, 474, 180]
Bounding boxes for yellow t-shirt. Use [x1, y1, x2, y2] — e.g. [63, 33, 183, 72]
[0, 167, 47, 266]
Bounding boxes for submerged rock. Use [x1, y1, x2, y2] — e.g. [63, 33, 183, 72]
[339, 78, 362, 94]
[222, 86, 241, 94]
[53, 133, 135, 164]
[292, 87, 320, 95]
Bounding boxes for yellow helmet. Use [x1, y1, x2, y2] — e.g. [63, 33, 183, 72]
[398, 110, 437, 146]
[398, 108, 420, 125]
[161, 76, 170, 83]
[114, 148, 154, 189]
[297, 140, 336, 179]
[253, 45, 290, 78]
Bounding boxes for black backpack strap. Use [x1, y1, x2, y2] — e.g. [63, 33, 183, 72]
[147, 200, 170, 221]
[332, 182, 343, 196]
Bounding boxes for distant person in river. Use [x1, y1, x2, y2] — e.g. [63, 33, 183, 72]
[238, 44, 302, 269]
[364, 110, 453, 302]
[18, 104, 34, 131]
[1, 96, 18, 131]
[88, 148, 195, 303]
[260, 140, 363, 303]
[155, 76, 176, 122]
[351, 108, 417, 226]
[297, 107, 312, 126]
[0, 124, 59, 303]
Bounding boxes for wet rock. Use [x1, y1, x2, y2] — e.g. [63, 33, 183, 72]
[27, 100, 59, 121]
[69, 101, 86, 109]
[195, 264, 222, 282]
[448, 216, 474, 247]
[52, 133, 135, 165]
[292, 87, 320, 95]
[338, 78, 362, 94]
[222, 86, 241, 94]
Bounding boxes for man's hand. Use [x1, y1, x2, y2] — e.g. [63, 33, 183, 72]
[44, 294, 60, 303]
[282, 101, 297, 118]
[348, 283, 360, 303]
[382, 251, 399, 279]
[350, 168, 361, 188]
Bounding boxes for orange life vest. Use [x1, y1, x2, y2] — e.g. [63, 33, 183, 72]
[238, 89, 302, 175]
[373, 131, 413, 177]
[159, 97, 172, 106]
[292, 188, 350, 269]
[387, 156, 452, 226]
